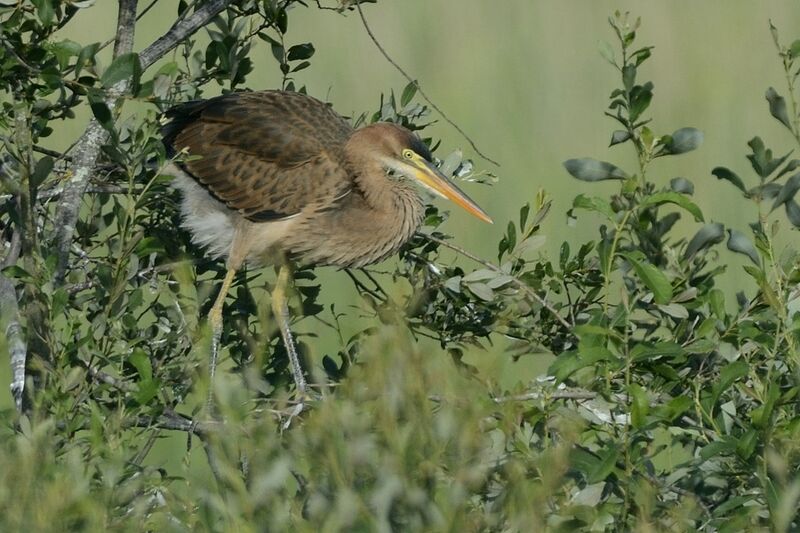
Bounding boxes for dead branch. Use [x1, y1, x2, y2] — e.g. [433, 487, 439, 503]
[0, 229, 25, 412]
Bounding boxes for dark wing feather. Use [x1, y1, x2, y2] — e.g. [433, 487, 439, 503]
[162, 90, 354, 221]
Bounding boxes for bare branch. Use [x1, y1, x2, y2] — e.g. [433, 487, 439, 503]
[52, 120, 112, 284]
[354, 0, 499, 167]
[0, 134, 68, 160]
[114, 0, 138, 58]
[52, 2, 140, 284]
[0, 184, 130, 205]
[493, 389, 597, 403]
[83, 362, 135, 393]
[139, 0, 231, 69]
[422, 233, 573, 330]
[0, 280, 25, 412]
[1, 229, 25, 412]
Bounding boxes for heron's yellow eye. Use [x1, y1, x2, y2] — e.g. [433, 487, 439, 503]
[402, 149, 414, 160]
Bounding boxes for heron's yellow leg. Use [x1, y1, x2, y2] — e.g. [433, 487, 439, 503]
[271, 264, 308, 397]
[208, 267, 237, 397]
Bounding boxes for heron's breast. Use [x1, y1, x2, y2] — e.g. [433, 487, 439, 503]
[283, 191, 425, 268]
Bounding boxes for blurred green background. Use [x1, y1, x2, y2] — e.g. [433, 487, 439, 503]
[3, 1, 800, 406]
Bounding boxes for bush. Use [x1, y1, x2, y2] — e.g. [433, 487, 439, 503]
[1, 3, 800, 531]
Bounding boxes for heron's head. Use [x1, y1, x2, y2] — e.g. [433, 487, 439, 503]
[352, 122, 493, 224]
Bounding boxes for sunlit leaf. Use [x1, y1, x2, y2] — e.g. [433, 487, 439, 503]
[669, 177, 694, 195]
[639, 191, 704, 222]
[712, 167, 747, 194]
[684, 223, 725, 259]
[765, 87, 792, 131]
[726, 229, 760, 266]
[563, 158, 628, 181]
[771, 173, 800, 211]
[659, 127, 704, 155]
[620, 252, 672, 304]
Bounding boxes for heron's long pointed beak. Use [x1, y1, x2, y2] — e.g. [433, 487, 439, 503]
[408, 154, 493, 224]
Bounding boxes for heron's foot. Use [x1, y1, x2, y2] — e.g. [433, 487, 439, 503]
[205, 311, 224, 413]
[280, 388, 321, 430]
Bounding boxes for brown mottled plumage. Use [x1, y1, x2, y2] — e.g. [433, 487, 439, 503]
[161, 90, 491, 405]
[162, 90, 453, 269]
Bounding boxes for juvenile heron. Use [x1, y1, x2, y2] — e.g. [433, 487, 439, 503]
[161, 90, 492, 403]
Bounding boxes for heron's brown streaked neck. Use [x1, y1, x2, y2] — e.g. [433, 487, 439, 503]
[345, 128, 411, 211]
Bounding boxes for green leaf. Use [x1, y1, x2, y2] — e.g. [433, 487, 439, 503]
[726, 229, 760, 266]
[700, 438, 738, 460]
[712, 167, 747, 194]
[770, 173, 800, 211]
[790, 39, 800, 59]
[466, 282, 494, 302]
[572, 194, 615, 220]
[660, 127, 704, 155]
[765, 87, 793, 131]
[506, 221, 516, 252]
[609, 130, 632, 146]
[101, 52, 141, 90]
[400, 82, 418, 107]
[128, 348, 152, 381]
[287, 43, 315, 61]
[598, 40, 616, 65]
[750, 384, 780, 429]
[746, 137, 791, 178]
[30, 156, 54, 190]
[49, 39, 82, 69]
[654, 396, 692, 422]
[639, 191, 704, 222]
[684, 223, 725, 259]
[735, 428, 758, 460]
[586, 445, 619, 484]
[1, 265, 33, 281]
[712, 360, 748, 407]
[630, 341, 684, 362]
[291, 61, 311, 73]
[631, 46, 653, 66]
[620, 252, 672, 304]
[786, 200, 800, 227]
[75, 42, 100, 77]
[563, 158, 627, 181]
[622, 64, 636, 91]
[32, 0, 55, 25]
[87, 88, 113, 132]
[628, 82, 653, 122]
[669, 177, 694, 195]
[775, 158, 800, 180]
[629, 384, 649, 429]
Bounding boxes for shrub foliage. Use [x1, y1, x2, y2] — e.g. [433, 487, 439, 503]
[1, 3, 800, 531]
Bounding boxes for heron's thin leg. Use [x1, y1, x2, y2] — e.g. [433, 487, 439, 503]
[271, 264, 308, 396]
[207, 266, 237, 408]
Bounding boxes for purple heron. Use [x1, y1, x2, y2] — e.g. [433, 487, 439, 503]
[162, 90, 492, 406]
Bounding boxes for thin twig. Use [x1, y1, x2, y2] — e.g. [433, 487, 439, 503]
[0, 184, 130, 205]
[423, 233, 573, 330]
[353, 0, 499, 167]
[83, 361, 135, 393]
[0, 134, 68, 160]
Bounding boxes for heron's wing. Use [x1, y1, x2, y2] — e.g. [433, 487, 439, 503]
[162, 91, 354, 221]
